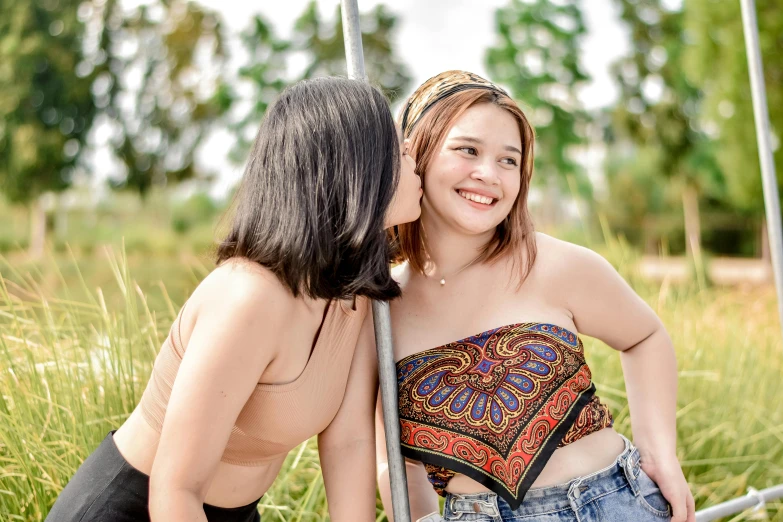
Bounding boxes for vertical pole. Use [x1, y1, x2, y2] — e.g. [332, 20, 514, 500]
[341, 0, 366, 81]
[372, 301, 412, 522]
[739, 0, 783, 340]
[340, 2, 412, 521]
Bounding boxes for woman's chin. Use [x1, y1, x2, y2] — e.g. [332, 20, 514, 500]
[451, 216, 501, 236]
[388, 209, 423, 228]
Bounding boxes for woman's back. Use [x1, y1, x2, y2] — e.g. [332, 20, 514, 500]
[114, 258, 368, 507]
[46, 76, 422, 522]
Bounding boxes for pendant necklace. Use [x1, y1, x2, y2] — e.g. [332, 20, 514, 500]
[432, 251, 484, 287]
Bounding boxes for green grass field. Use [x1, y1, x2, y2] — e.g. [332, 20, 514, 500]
[1, 238, 782, 521]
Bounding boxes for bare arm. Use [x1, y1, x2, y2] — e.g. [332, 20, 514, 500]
[318, 311, 379, 521]
[148, 273, 289, 521]
[375, 264, 440, 521]
[563, 244, 694, 522]
[564, 246, 677, 455]
[375, 396, 440, 522]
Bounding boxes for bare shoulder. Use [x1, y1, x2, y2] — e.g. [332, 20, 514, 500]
[390, 261, 419, 319]
[529, 232, 624, 305]
[533, 232, 615, 279]
[533, 235, 660, 346]
[355, 307, 377, 354]
[188, 257, 297, 324]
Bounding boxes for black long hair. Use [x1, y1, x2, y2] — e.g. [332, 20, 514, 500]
[217, 77, 402, 301]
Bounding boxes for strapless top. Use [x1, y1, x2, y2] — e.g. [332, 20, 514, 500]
[396, 323, 613, 509]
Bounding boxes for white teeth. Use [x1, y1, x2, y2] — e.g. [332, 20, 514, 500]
[458, 190, 494, 205]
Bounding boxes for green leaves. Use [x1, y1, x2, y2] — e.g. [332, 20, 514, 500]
[486, 0, 591, 189]
[0, 0, 95, 204]
[227, 1, 411, 163]
[96, 0, 228, 196]
[682, 0, 782, 215]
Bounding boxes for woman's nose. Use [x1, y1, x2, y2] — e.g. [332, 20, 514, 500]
[470, 159, 501, 185]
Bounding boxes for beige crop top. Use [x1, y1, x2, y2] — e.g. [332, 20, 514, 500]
[139, 297, 369, 466]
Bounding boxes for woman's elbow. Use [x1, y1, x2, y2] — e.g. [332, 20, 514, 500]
[148, 471, 204, 519]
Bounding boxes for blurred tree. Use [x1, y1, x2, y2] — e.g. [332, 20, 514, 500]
[682, 0, 782, 260]
[227, 1, 411, 161]
[602, 141, 686, 253]
[225, 14, 289, 163]
[608, 0, 723, 267]
[0, 0, 96, 257]
[291, 1, 410, 102]
[485, 0, 592, 226]
[171, 191, 219, 236]
[87, 0, 228, 196]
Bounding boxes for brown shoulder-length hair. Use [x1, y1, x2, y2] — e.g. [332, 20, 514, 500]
[392, 88, 538, 284]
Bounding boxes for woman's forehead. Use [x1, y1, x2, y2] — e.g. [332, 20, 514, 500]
[445, 104, 521, 142]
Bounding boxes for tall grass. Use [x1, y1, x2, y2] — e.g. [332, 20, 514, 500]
[1, 243, 782, 521]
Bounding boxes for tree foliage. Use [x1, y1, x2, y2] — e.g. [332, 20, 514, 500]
[682, 0, 782, 215]
[609, 0, 722, 198]
[0, 0, 96, 203]
[88, 0, 228, 196]
[486, 0, 592, 193]
[227, 1, 411, 161]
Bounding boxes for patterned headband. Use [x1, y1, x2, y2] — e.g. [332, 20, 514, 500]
[400, 70, 509, 136]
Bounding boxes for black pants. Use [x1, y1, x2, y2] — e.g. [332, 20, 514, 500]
[46, 432, 261, 522]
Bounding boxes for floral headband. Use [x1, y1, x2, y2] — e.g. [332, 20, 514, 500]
[400, 70, 509, 136]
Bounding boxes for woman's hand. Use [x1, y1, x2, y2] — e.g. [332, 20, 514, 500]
[639, 451, 695, 522]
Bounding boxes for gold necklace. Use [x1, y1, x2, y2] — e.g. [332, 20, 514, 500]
[431, 252, 484, 286]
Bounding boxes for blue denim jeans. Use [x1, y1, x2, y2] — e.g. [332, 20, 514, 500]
[442, 436, 671, 521]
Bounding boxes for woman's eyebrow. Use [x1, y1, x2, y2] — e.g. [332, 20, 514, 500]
[449, 135, 521, 155]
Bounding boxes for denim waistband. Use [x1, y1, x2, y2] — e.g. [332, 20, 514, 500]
[445, 435, 644, 518]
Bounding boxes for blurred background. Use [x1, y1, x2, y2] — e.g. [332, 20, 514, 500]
[1, 0, 782, 520]
[1, 0, 781, 272]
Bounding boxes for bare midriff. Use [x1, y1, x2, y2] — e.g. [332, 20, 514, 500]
[114, 409, 284, 508]
[445, 427, 625, 495]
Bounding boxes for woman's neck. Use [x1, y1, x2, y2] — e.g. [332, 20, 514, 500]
[420, 214, 495, 277]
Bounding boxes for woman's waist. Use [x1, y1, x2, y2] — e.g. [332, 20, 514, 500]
[444, 433, 658, 519]
[114, 408, 287, 507]
[446, 427, 624, 495]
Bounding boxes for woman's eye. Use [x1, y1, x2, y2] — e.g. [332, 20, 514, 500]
[502, 157, 519, 166]
[458, 147, 477, 155]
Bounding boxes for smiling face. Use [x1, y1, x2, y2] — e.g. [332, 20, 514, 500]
[395, 86, 536, 274]
[422, 102, 522, 236]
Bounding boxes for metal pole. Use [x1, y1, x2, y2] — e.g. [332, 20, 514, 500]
[372, 301, 412, 522]
[739, 0, 783, 340]
[341, 0, 366, 81]
[340, 2, 412, 521]
[695, 484, 783, 522]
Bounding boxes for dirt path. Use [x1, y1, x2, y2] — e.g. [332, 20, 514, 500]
[637, 256, 772, 285]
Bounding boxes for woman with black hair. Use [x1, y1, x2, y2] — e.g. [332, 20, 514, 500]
[46, 77, 422, 522]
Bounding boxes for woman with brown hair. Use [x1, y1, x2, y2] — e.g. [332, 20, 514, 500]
[376, 71, 695, 522]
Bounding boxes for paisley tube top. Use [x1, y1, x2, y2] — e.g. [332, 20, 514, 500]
[396, 323, 613, 509]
